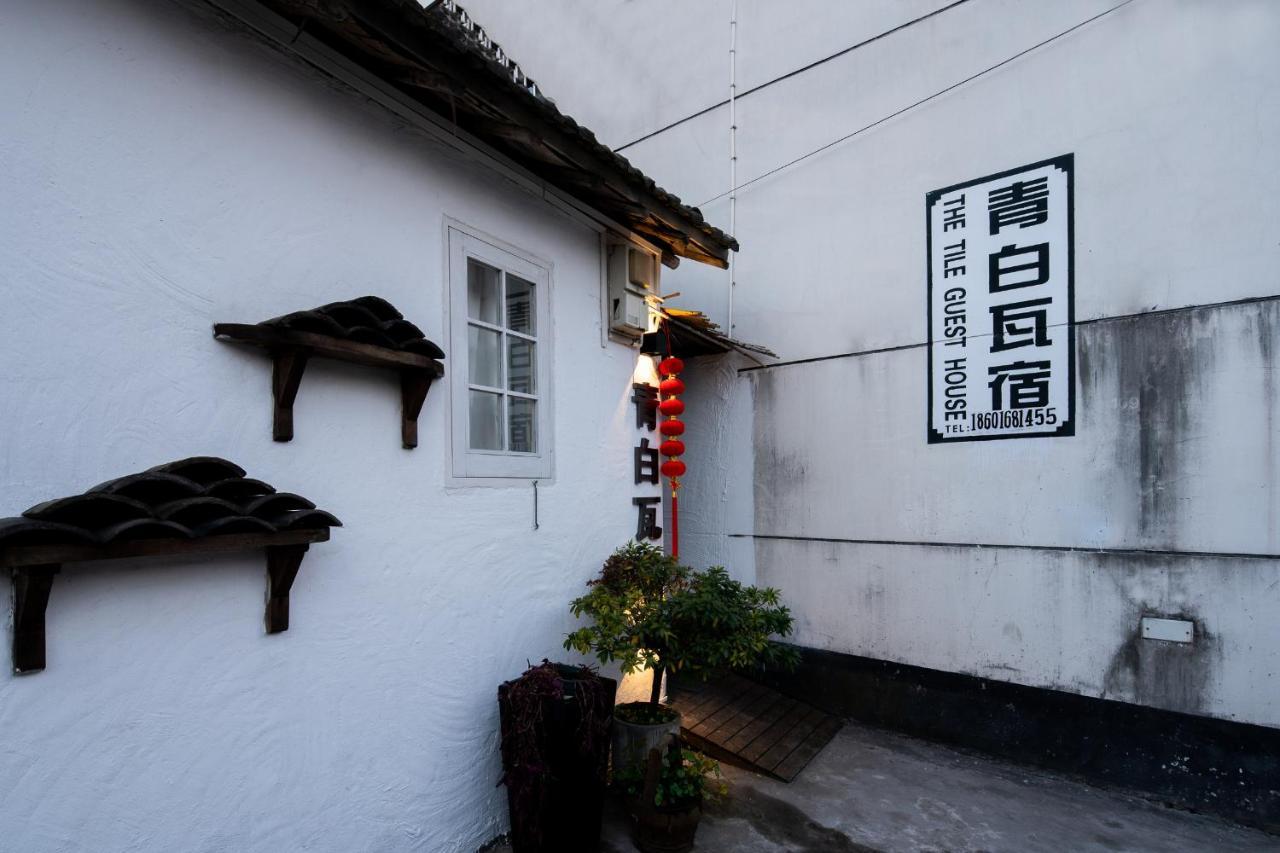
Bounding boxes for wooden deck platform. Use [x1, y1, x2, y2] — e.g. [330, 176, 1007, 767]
[669, 673, 843, 782]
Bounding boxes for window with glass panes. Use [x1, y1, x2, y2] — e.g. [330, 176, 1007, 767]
[465, 258, 539, 454]
[448, 225, 551, 481]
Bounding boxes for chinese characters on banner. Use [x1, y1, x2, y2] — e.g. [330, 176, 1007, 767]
[927, 154, 1075, 442]
[631, 382, 663, 540]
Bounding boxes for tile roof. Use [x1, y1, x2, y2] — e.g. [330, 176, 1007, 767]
[262, 296, 446, 358]
[253, 0, 738, 267]
[0, 457, 341, 548]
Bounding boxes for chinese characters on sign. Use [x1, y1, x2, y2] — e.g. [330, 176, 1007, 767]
[631, 383, 663, 540]
[927, 155, 1075, 442]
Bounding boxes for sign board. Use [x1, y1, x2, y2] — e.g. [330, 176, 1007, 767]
[927, 154, 1074, 443]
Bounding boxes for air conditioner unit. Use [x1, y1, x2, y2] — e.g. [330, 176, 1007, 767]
[607, 244, 659, 338]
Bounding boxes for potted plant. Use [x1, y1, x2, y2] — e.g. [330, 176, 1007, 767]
[564, 542, 799, 775]
[615, 739, 726, 853]
[564, 542, 689, 773]
[497, 660, 617, 853]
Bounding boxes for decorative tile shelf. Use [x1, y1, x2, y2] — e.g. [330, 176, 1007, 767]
[214, 297, 445, 449]
[0, 457, 341, 674]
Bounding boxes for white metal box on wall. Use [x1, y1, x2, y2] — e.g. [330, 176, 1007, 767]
[606, 243, 659, 338]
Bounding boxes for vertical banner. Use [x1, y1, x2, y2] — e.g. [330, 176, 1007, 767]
[927, 154, 1074, 443]
[630, 379, 663, 542]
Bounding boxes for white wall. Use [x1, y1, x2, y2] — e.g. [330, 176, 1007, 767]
[464, 0, 1280, 728]
[0, 2, 651, 850]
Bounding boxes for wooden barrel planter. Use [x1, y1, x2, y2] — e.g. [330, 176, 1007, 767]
[628, 798, 703, 853]
[498, 662, 617, 853]
[625, 744, 707, 853]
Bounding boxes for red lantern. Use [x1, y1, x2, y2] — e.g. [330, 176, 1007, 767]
[659, 377, 685, 396]
[659, 439, 685, 457]
[655, 354, 685, 558]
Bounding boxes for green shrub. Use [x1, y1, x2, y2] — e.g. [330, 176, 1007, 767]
[565, 542, 799, 710]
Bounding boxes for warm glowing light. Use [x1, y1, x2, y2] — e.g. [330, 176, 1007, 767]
[631, 354, 659, 386]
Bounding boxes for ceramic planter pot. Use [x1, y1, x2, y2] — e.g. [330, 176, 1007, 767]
[611, 708, 681, 776]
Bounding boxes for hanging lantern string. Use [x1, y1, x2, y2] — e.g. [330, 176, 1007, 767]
[657, 326, 686, 560]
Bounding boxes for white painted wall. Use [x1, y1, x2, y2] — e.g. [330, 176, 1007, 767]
[461, 0, 1280, 728]
[0, 2, 659, 851]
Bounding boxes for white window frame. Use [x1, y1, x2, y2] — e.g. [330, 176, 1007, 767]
[447, 222, 554, 483]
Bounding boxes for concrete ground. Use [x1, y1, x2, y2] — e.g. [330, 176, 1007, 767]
[492, 721, 1278, 852]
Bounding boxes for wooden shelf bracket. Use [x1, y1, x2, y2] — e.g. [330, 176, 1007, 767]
[12, 564, 58, 675]
[272, 349, 310, 442]
[4, 530, 329, 674]
[265, 542, 309, 634]
[215, 322, 444, 449]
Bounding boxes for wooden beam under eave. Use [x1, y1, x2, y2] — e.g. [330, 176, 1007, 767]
[393, 66, 465, 96]
[467, 119, 574, 166]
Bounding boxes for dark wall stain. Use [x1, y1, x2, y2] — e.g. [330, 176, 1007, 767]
[1101, 609, 1215, 716]
[1254, 306, 1278, 551]
[751, 372, 809, 531]
[1080, 309, 1213, 547]
[1077, 300, 1280, 550]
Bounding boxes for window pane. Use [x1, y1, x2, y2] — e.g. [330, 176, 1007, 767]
[507, 338, 536, 394]
[467, 259, 501, 325]
[469, 390, 503, 451]
[506, 275, 536, 334]
[468, 325, 502, 387]
[509, 397, 537, 453]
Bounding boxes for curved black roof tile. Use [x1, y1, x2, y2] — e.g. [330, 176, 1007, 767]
[90, 472, 205, 504]
[155, 497, 244, 526]
[0, 458, 340, 550]
[148, 457, 247, 485]
[192, 516, 277, 537]
[350, 295, 402, 321]
[244, 493, 316, 518]
[263, 296, 444, 359]
[24, 493, 153, 529]
[205, 477, 276, 501]
[316, 302, 386, 329]
[381, 318, 426, 345]
[269, 509, 343, 531]
[98, 519, 194, 544]
[401, 338, 447, 359]
[0, 517, 98, 548]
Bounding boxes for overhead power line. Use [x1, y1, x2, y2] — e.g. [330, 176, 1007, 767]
[613, 0, 974, 153]
[696, 0, 1138, 208]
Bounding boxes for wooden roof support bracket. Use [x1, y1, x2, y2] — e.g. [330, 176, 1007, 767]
[12, 564, 58, 674]
[400, 369, 434, 449]
[215, 323, 445, 449]
[272, 348, 310, 442]
[266, 542, 309, 634]
[4, 529, 329, 674]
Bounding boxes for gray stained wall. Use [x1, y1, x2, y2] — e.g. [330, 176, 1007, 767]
[748, 298, 1279, 725]
[464, 0, 1280, 726]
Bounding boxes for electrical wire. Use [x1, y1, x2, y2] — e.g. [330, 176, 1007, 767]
[696, 0, 1138, 208]
[614, 0, 974, 154]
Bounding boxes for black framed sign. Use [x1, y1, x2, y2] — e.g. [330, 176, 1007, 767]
[926, 154, 1075, 443]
